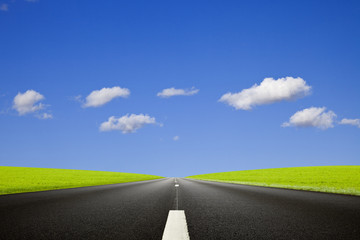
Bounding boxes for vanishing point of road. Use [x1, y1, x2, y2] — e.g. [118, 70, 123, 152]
[0, 178, 359, 239]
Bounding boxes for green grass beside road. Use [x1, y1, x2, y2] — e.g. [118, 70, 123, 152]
[0, 166, 163, 195]
[188, 166, 360, 196]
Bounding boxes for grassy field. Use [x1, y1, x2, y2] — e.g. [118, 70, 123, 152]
[0, 166, 163, 195]
[188, 166, 360, 196]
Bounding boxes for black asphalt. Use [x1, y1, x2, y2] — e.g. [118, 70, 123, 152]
[1, 178, 359, 240]
[0, 178, 176, 240]
[179, 178, 360, 240]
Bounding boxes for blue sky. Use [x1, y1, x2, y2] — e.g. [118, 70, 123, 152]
[1, 0, 359, 177]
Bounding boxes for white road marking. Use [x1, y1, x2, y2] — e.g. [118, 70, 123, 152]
[162, 210, 190, 240]
[174, 179, 179, 210]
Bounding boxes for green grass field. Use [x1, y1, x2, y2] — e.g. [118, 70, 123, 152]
[188, 166, 360, 196]
[0, 166, 163, 195]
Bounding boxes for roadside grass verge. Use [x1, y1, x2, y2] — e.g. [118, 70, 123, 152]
[187, 166, 360, 196]
[0, 166, 163, 195]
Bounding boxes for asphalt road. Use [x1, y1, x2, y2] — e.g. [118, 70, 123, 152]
[0, 178, 359, 240]
[178, 178, 360, 240]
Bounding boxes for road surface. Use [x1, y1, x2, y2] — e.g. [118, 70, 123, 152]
[0, 178, 359, 239]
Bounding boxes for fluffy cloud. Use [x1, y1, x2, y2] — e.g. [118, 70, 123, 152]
[173, 136, 179, 141]
[83, 86, 130, 108]
[157, 87, 199, 98]
[100, 114, 156, 133]
[339, 118, 360, 128]
[219, 77, 311, 110]
[0, 4, 8, 11]
[282, 107, 336, 129]
[13, 90, 45, 115]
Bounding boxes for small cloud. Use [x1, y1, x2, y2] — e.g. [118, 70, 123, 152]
[100, 114, 156, 134]
[83, 86, 130, 108]
[74, 95, 82, 101]
[74, 95, 83, 102]
[219, 77, 311, 110]
[0, 3, 9, 11]
[339, 118, 360, 128]
[13, 90, 45, 115]
[70, 95, 84, 104]
[157, 87, 199, 98]
[282, 107, 336, 130]
[173, 136, 179, 141]
[38, 113, 53, 120]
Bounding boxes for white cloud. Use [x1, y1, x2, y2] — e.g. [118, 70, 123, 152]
[0, 4, 9, 11]
[339, 118, 360, 128]
[39, 113, 53, 119]
[83, 86, 130, 108]
[13, 90, 45, 115]
[282, 107, 336, 130]
[100, 114, 156, 133]
[173, 136, 179, 141]
[157, 87, 199, 98]
[219, 77, 311, 110]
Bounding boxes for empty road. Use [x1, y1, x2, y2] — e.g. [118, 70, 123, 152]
[0, 178, 359, 239]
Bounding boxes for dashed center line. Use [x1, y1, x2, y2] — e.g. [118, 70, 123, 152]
[162, 210, 190, 240]
[162, 178, 189, 239]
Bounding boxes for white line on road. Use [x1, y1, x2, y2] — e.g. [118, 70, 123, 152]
[162, 210, 190, 240]
[174, 178, 180, 210]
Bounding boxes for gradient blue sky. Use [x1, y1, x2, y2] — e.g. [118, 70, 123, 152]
[1, 0, 359, 177]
